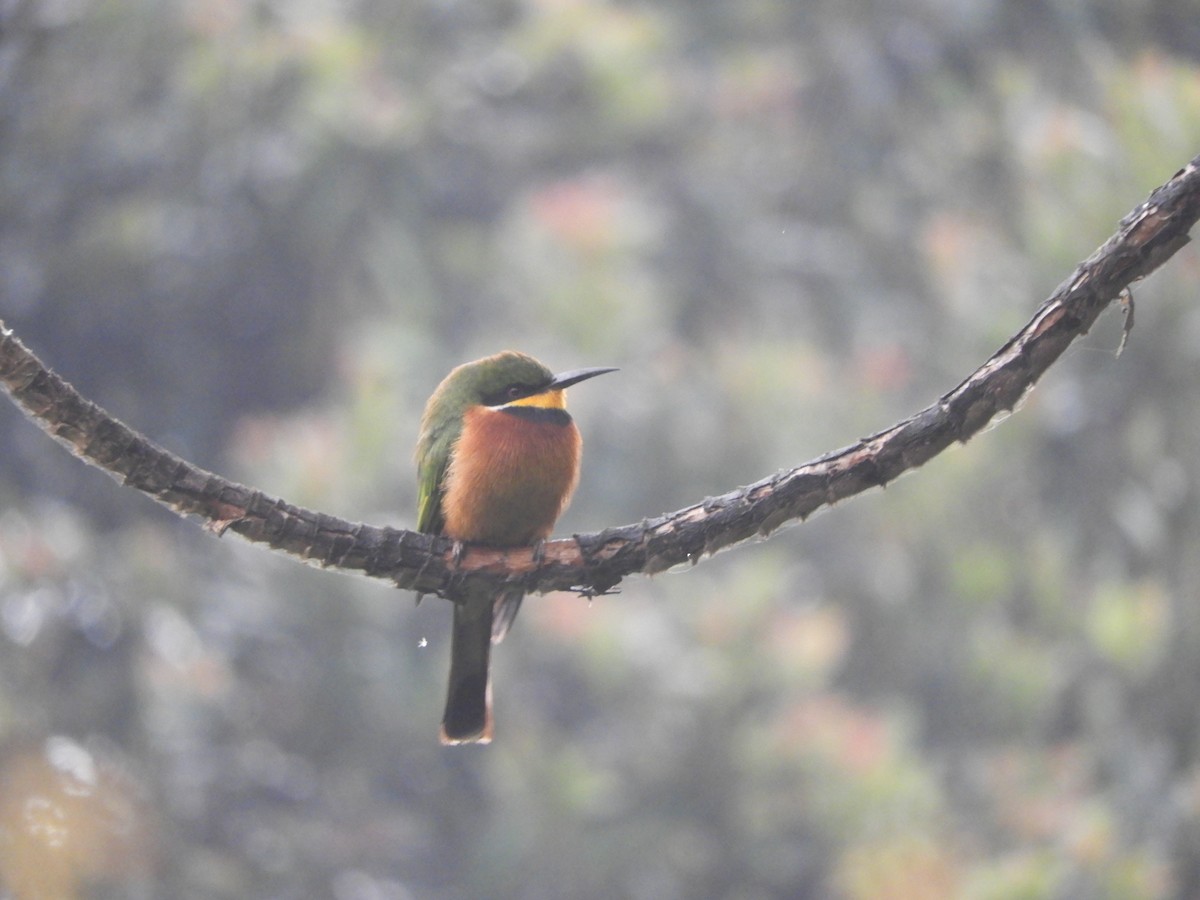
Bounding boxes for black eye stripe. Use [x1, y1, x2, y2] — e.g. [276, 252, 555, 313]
[483, 382, 545, 406]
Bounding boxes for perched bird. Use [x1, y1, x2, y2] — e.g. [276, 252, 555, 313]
[416, 351, 616, 744]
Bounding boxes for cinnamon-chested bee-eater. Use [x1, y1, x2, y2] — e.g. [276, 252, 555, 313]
[416, 351, 617, 744]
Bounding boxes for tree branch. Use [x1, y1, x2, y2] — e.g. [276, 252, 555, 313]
[2, 152, 1199, 601]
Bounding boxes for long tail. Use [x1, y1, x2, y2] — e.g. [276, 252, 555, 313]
[441, 598, 494, 744]
[440, 589, 524, 745]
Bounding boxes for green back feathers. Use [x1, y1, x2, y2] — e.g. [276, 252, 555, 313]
[415, 351, 554, 535]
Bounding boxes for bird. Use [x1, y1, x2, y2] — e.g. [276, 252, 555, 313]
[415, 350, 617, 744]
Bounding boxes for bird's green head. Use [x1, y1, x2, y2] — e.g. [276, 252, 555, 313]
[450, 351, 555, 408]
[425, 350, 616, 420]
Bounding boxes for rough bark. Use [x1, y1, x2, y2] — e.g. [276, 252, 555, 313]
[2, 153, 1199, 601]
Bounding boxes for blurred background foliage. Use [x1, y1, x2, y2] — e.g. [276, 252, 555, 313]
[1, 0, 1199, 896]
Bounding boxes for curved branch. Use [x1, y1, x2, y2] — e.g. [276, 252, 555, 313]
[3, 153, 1199, 600]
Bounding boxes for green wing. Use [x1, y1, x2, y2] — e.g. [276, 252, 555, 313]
[416, 417, 459, 536]
[416, 451, 446, 535]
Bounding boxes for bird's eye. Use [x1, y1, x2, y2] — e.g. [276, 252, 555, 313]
[505, 385, 525, 400]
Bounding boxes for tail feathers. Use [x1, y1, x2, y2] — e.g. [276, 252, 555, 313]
[491, 589, 524, 644]
[440, 599, 494, 744]
[440, 589, 527, 745]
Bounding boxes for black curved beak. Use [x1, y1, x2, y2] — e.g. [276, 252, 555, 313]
[548, 366, 619, 390]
